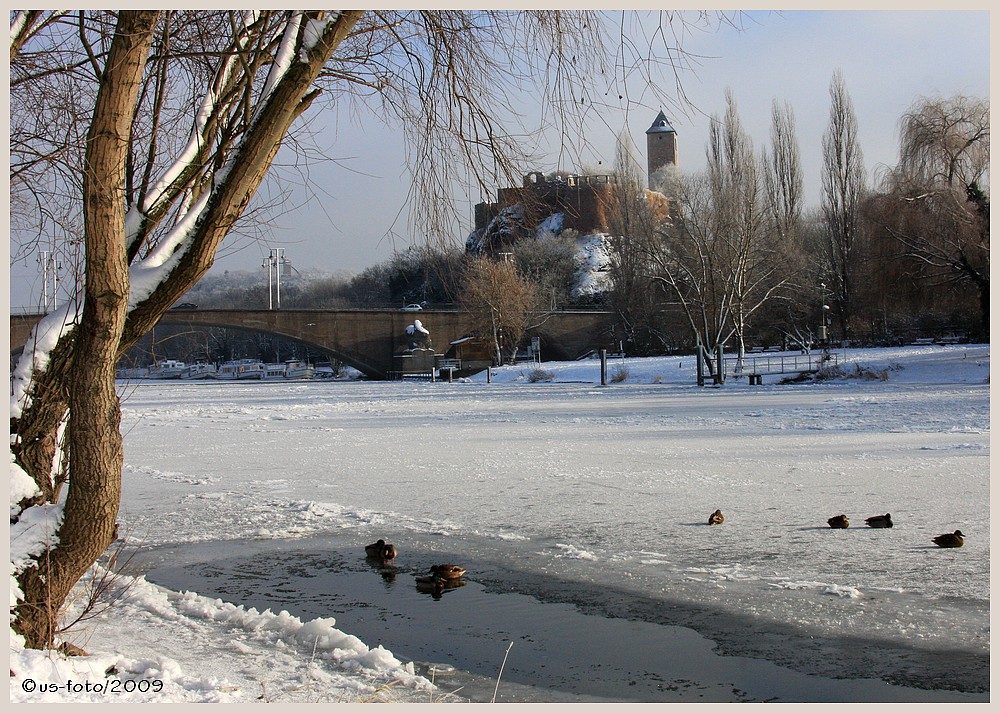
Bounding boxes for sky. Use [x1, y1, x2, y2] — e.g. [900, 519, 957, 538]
[7, 8, 991, 310]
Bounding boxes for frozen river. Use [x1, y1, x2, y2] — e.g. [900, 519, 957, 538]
[114, 347, 989, 701]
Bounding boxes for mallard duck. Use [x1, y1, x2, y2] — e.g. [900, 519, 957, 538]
[708, 509, 725, 525]
[865, 513, 893, 528]
[827, 514, 849, 529]
[429, 564, 466, 579]
[932, 530, 965, 548]
[364, 539, 397, 562]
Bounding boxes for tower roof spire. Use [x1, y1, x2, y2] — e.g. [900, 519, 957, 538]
[646, 110, 676, 135]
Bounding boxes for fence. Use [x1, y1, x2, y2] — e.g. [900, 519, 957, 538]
[722, 351, 839, 385]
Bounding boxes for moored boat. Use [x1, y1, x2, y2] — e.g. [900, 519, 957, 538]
[215, 359, 265, 380]
[181, 362, 217, 380]
[147, 359, 186, 379]
[260, 359, 316, 380]
[262, 362, 288, 380]
[283, 359, 315, 380]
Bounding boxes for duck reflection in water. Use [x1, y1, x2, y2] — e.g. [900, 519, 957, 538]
[366, 561, 397, 583]
[414, 575, 467, 600]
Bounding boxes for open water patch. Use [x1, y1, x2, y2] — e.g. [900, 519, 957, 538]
[138, 534, 986, 703]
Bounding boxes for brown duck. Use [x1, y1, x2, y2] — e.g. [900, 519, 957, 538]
[708, 509, 725, 525]
[932, 530, 964, 548]
[827, 514, 849, 529]
[864, 513, 893, 528]
[429, 564, 466, 579]
[364, 539, 398, 562]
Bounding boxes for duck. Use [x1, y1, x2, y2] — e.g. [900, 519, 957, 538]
[364, 539, 398, 562]
[827, 514, 849, 529]
[932, 530, 965, 548]
[429, 564, 466, 579]
[864, 513, 893, 528]
[708, 509, 725, 525]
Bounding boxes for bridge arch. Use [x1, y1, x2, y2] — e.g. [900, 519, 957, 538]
[157, 315, 381, 378]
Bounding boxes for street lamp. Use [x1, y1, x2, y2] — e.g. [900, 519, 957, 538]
[262, 248, 288, 309]
[818, 282, 831, 344]
[36, 249, 62, 310]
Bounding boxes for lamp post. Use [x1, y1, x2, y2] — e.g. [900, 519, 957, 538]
[36, 249, 62, 310]
[819, 282, 831, 347]
[262, 248, 287, 310]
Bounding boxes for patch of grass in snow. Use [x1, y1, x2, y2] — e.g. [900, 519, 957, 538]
[790, 363, 894, 383]
[525, 368, 555, 383]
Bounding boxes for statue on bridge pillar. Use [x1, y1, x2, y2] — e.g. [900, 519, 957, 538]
[405, 319, 431, 350]
[393, 318, 440, 377]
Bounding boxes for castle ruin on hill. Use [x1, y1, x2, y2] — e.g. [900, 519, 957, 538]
[469, 111, 678, 254]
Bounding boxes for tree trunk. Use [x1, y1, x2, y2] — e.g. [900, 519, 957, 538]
[13, 10, 158, 649]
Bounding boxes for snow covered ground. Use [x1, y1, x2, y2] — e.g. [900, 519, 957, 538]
[9, 344, 990, 703]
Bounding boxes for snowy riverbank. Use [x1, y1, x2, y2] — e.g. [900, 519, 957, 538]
[9, 344, 990, 702]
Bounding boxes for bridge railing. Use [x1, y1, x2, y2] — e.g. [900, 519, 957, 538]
[723, 351, 839, 380]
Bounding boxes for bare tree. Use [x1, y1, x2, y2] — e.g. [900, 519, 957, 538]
[511, 233, 579, 310]
[638, 91, 801, 373]
[897, 95, 989, 189]
[873, 95, 989, 339]
[604, 133, 674, 353]
[648, 171, 731, 372]
[820, 70, 866, 341]
[458, 257, 541, 365]
[763, 100, 803, 243]
[707, 90, 770, 363]
[762, 100, 813, 348]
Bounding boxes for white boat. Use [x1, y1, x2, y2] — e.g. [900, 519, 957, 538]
[215, 359, 265, 380]
[181, 362, 217, 380]
[262, 363, 288, 380]
[260, 360, 315, 380]
[147, 359, 186, 379]
[283, 359, 315, 380]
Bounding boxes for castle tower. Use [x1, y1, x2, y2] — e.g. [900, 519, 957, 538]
[646, 110, 678, 189]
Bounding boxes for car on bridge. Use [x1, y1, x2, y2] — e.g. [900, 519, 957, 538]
[400, 303, 423, 311]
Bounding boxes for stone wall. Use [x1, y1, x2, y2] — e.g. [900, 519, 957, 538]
[475, 173, 620, 234]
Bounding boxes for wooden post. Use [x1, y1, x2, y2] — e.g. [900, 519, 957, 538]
[600, 349, 608, 385]
[696, 334, 704, 386]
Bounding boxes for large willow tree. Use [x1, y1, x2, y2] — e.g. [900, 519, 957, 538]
[878, 95, 990, 339]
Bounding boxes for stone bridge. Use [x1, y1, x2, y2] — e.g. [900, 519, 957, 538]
[10, 308, 618, 379]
